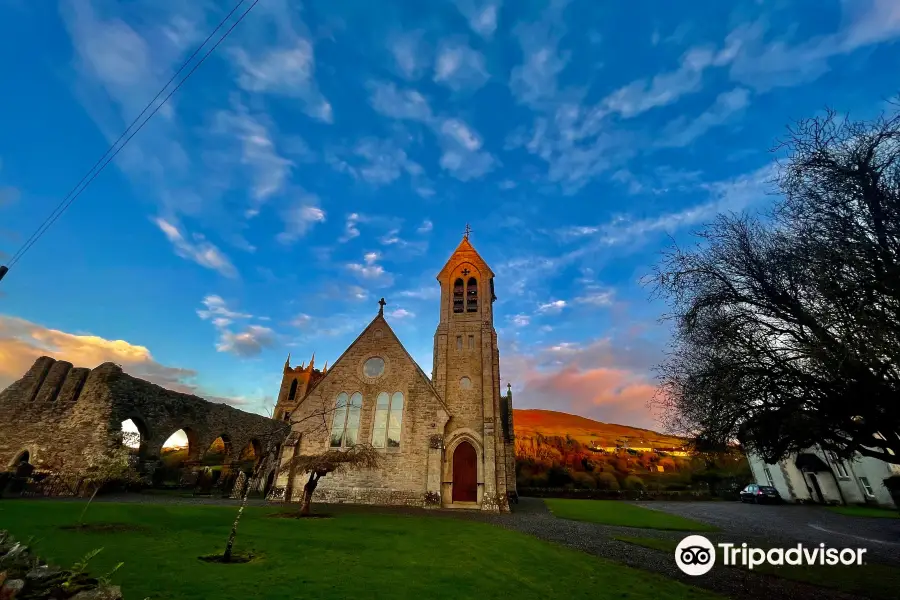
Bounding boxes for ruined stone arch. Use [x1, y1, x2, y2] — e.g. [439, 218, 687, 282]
[8, 448, 33, 469]
[159, 426, 199, 462]
[119, 414, 151, 457]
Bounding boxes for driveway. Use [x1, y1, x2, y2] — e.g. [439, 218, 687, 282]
[638, 501, 900, 564]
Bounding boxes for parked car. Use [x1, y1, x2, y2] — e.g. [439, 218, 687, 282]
[739, 484, 783, 504]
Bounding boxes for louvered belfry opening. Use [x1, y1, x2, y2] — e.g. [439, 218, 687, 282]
[453, 278, 464, 313]
[466, 277, 478, 312]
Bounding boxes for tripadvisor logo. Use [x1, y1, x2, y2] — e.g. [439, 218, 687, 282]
[675, 535, 868, 576]
[675, 535, 716, 576]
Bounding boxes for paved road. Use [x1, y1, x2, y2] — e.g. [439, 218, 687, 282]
[637, 501, 900, 564]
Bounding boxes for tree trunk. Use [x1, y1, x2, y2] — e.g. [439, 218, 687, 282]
[223, 452, 270, 562]
[79, 486, 99, 525]
[300, 473, 318, 516]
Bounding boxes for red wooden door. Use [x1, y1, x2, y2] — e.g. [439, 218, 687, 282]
[452, 442, 478, 502]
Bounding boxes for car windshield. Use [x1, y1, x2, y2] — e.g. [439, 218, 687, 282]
[759, 486, 777, 492]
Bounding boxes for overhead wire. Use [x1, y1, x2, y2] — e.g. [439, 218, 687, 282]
[0, 0, 261, 282]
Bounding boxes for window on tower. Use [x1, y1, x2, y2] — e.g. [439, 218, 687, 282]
[467, 277, 478, 312]
[453, 278, 464, 313]
[287, 379, 298, 403]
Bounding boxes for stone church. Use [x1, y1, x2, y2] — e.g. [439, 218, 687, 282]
[271, 234, 516, 511]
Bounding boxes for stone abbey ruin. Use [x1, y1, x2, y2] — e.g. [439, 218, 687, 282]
[0, 356, 288, 496]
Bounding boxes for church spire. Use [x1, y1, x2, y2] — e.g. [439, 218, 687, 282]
[309, 352, 315, 371]
[284, 352, 291, 371]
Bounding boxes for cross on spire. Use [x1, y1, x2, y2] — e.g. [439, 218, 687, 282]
[463, 223, 472, 239]
[378, 297, 386, 315]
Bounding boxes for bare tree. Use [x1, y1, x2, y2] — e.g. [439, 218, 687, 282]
[278, 444, 380, 516]
[651, 102, 900, 464]
[272, 393, 380, 516]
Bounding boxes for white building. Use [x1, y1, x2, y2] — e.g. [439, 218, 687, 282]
[748, 447, 900, 508]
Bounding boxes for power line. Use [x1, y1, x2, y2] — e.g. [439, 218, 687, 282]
[0, 0, 261, 283]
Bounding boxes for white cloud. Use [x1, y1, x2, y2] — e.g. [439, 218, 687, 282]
[216, 325, 276, 357]
[196, 295, 274, 357]
[290, 313, 311, 328]
[727, 0, 900, 91]
[437, 118, 496, 181]
[657, 87, 751, 148]
[417, 219, 433, 234]
[197, 294, 254, 322]
[340, 213, 362, 242]
[355, 138, 424, 185]
[456, 0, 502, 38]
[511, 314, 531, 327]
[388, 308, 415, 319]
[603, 45, 735, 119]
[433, 39, 489, 92]
[537, 299, 567, 314]
[0, 315, 253, 406]
[213, 103, 294, 216]
[389, 30, 429, 79]
[231, 33, 332, 122]
[368, 81, 433, 122]
[154, 218, 237, 278]
[346, 251, 393, 285]
[277, 198, 325, 245]
[509, 1, 569, 109]
[398, 286, 440, 300]
[575, 291, 614, 306]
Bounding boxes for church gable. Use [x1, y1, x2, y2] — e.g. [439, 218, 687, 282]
[294, 308, 449, 454]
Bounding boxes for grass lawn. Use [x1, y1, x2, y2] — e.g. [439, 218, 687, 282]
[827, 505, 899, 519]
[544, 499, 719, 532]
[614, 536, 900, 600]
[0, 500, 722, 600]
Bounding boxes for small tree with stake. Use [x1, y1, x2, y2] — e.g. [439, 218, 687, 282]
[77, 437, 145, 524]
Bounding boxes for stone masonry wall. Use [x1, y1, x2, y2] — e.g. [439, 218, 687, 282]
[0, 357, 288, 473]
[281, 314, 449, 508]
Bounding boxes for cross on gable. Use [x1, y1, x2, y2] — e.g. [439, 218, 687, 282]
[378, 298, 386, 314]
[463, 223, 472, 239]
[461, 268, 470, 276]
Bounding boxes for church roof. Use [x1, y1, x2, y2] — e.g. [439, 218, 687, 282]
[300, 308, 449, 414]
[436, 235, 494, 280]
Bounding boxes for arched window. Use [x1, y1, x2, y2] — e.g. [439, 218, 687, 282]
[330, 392, 362, 448]
[372, 392, 404, 448]
[467, 277, 478, 312]
[453, 278, 464, 313]
[287, 379, 298, 403]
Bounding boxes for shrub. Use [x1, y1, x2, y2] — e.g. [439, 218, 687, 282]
[572, 472, 596, 489]
[883, 475, 900, 492]
[623, 475, 645, 490]
[595, 472, 620, 491]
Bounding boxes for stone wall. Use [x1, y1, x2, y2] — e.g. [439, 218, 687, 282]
[0, 357, 288, 474]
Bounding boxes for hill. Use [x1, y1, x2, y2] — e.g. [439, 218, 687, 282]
[512, 409, 685, 449]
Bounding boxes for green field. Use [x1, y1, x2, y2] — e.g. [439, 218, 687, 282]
[544, 499, 719, 531]
[614, 536, 899, 600]
[0, 501, 721, 600]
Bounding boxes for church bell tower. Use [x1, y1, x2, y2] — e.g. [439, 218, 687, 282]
[433, 227, 508, 509]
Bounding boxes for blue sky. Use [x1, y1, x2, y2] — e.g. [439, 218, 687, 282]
[0, 0, 898, 428]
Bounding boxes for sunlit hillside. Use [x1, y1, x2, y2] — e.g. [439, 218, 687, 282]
[512, 409, 685, 449]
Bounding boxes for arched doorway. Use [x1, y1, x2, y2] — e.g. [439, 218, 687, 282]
[452, 441, 478, 503]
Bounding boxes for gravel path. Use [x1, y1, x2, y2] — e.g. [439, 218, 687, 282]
[10, 494, 881, 599]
